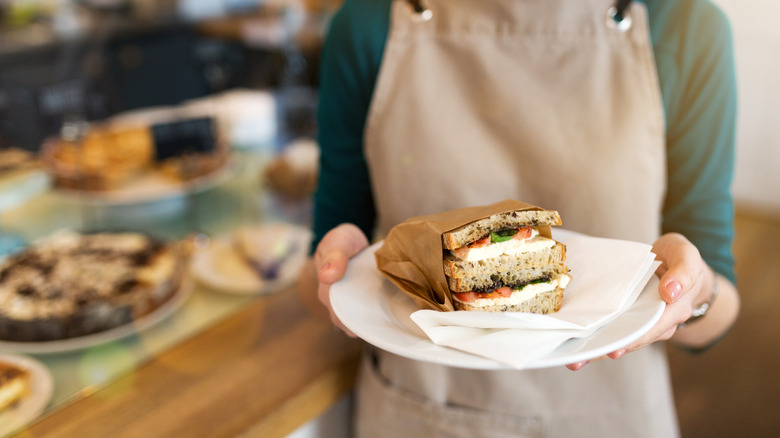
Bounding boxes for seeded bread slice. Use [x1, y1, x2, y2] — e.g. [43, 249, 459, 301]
[442, 210, 562, 250]
[453, 287, 563, 313]
[444, 242, 567, 292]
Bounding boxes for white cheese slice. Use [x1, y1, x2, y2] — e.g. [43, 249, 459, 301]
[453, 229, 555, 261]
[461, 273, 571, 308]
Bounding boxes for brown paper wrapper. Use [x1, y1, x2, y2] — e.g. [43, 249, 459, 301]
[374, 199, 553, 312]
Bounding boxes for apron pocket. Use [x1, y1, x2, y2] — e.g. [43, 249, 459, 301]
[354, 350, 546, 438]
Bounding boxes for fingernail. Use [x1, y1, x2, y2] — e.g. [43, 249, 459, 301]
[611, 349, 626, 359]
[665, 280, 682, 301]
[570, 361, 587, 370]
[319, 262, 331, 274]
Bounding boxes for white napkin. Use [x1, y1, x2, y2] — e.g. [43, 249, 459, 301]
[410, 230, 663, 369]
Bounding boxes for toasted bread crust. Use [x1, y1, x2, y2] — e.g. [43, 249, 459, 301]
[442, 210, 562, 250]
[453, 288, 563, 313]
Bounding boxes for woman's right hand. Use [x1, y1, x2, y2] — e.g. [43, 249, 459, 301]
[312, 223, 369, 336]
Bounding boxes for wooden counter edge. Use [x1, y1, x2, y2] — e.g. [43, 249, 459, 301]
[238, 354, 359, 438]
[19, 287, 363, 438]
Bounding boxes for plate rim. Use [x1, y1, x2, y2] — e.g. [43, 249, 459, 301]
[189, 224, 312, 296]
[0, 353, 54, 436]
[0, 276, 193, 355]
[331, 236, 665, 370]
[51, 157, 236, 206]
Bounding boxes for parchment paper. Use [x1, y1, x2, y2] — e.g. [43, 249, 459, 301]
[374, 199, 548, 311]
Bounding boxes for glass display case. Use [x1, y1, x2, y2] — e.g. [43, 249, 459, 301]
[0, 1, 333, 433]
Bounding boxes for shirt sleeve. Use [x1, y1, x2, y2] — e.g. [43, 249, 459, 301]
[653, 1, 738, 284]
[311, 0, 392, 253]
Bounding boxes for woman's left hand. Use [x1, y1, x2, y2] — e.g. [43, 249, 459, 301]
[566, 232, 711, 371]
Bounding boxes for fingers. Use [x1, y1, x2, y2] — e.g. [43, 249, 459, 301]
[566, 360, 589, 371]
[652, 233, 704, 304]
[313, 223, 369, 337]
[606, 349, 627, 360]
[318, 251, 350, 285]
[315, 223, 370, 285]
[571, 233, 709, 370]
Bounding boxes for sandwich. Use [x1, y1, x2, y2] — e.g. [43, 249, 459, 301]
[443, 208, 571, 313]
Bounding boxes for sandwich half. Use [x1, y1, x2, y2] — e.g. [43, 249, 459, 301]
[443, 209, 571, 313]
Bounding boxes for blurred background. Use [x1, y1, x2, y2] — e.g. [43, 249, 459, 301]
[0, 0, 333, 150]
[0, 0, 777, 437]
[669, 1, 780, 437]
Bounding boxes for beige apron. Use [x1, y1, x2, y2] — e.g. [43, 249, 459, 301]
[357, 0, 677, 437]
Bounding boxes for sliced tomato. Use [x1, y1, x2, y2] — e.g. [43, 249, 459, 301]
[452, 235, 492, 259]
[494, 286, 512, 297]
[453, 292, 477, 303]
[473, 235, 491, 246]
[478, 287, 512, 300]
[512, 227, 533, 240]
[452, 246, 469, 259]
[454, 287, 513, 303]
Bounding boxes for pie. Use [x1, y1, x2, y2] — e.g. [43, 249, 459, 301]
[0, 231, 185, 342]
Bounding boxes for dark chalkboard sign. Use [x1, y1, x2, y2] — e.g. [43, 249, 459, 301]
[151, 117, 216, 160]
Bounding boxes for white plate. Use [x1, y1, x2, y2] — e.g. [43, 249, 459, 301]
[0, 277, 193, 355]
[331, 240, 665, 370]
[0, 354, 54, 437]
[52, 159, 235, 206]
[189, 224, 310, 295]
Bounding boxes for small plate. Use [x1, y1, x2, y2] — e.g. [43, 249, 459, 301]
[331, 235, 665, 370]
[190, 224, 311, 295]
[0, 277, 193, 355]
[0, 354, 54, 437]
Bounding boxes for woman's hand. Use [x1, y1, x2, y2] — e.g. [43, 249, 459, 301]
[566, 232, 720, 371]
[299, 223, 369, 336]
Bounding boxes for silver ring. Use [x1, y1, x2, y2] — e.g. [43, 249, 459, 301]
[606, 6, 632, 32]
[409, 1, 433, 22]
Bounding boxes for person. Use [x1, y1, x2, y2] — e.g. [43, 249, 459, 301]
[298, 0, 741, 436]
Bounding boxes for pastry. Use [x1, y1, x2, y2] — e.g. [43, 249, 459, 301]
[0, 231, 185, 342]
[0, 360, 30, 412]
[0, 148, 39, 177]
[42, 120, 227, 191]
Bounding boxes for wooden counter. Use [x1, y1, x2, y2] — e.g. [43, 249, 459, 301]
[20, 286, 363, 438]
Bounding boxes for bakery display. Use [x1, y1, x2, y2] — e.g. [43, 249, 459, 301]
[0, 147, 49, 214]
[41, 119, 228, 192]
[0, 148, 39, 177]
[263, 138, 319, 200]
[443, 209, 571, 313]
[0, 231, 185, 342]
[190, 223, 312, 295]
[232, 224, 306, 280]
[0, 360, 30, 413]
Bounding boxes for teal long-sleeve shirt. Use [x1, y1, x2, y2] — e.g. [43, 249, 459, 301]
[313, 0, 737, 283]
